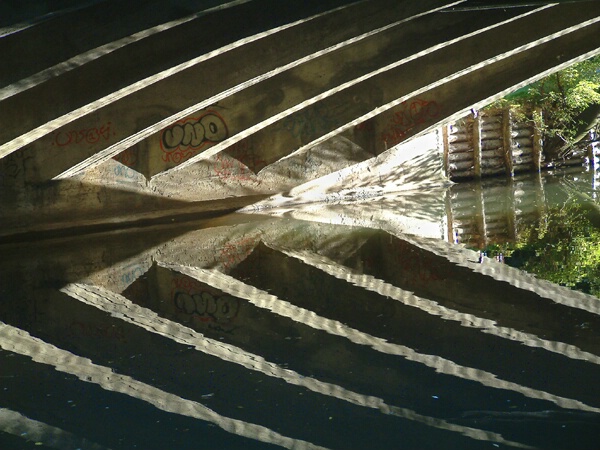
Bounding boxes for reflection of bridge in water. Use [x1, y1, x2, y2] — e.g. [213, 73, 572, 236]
[447, 167, 600, 249]
[1, 212, 600, 449]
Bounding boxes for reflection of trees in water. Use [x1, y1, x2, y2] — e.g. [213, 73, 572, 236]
[449, 169, 600, 297]
[506, 198, 600, 298]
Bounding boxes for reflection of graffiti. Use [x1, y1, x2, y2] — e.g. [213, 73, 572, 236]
[171, 276, 240, 333]
[214, 141, 264, 181]
[68, 321, 126, 342]
[52, 122, 114, 147]
[172, 276, 197, 292]
[160, 111, 228, 163]
[380, 99, 440, 147]
[219, 236, 258, 270]
[174, 291, 240, 323]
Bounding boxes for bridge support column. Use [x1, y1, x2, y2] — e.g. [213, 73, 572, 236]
[502, 108, 515, 177]
[473, 113, 482, 178]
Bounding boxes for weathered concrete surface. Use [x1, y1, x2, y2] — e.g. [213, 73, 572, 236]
[0, 0, 448, 172]
[359, 20, 600, 155]
[1, 2, 600, 240]
[139, 5, 529, 179]
[227, 3, 600, 169]
[242, 132, 450, 237]
[0, 133, 373, 239]
[0, 0, 363, 154]
[0, 175, 268, 243]
[0, 0, 238, 88]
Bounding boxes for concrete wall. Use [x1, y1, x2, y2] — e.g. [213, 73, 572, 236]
[1, 1, 600, 239]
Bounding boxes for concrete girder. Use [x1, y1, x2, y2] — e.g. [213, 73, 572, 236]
[0, 0, 242, 88]
[0, 0, 364, 153]
[354, 14, 600, 158]
[1, 1, 599, 239]
[140, 6, 534, 179]
[0, 0, 453, 178]
[218, 2, 600, 173]
[45, 1, 594, 183]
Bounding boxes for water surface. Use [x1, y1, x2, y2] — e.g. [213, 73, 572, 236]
[1, 167, 599, 450]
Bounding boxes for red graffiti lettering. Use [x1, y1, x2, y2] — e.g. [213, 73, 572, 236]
[219, 235, 258, 270]
[53, 122, 113, 147]
[212, 141, 264, 182]
[112, 147, 138, 167]
[380, 99, 440, 148]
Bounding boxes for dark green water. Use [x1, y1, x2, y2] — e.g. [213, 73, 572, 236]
[1, 167, 599, 450]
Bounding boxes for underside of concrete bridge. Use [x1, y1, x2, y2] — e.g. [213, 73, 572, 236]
[1, 0, 600, 241]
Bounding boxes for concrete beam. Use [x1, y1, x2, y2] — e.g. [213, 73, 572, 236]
[231, 3, 600, 169]
[0, 0, 362, 153]
[144, 5, 530, 179]
[1, 0, 456, 182]
[360, 17, 600, 158]
[0, 0, 239, 88]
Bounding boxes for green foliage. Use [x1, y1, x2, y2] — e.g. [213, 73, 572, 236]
[495, 55, 600, 154]
[566, 80, 600, 110]
[505, 203, 600, 297]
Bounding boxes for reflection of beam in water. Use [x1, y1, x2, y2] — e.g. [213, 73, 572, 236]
[60, 282, 533, 449]
[0, 407, 109, 450]
[277, 247, 600, 365]
[397, 231, 600, 317]
[0, 321, 328, 450]
[158, 264, 600, 413]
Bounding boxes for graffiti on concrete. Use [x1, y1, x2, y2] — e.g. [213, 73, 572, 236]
[160, 111, 228, 163]
[52, 122, 114, 147]
[111, 148, 141, 183]
[113, 164, 136, 181]
[354, 120, 375, 132]
[112, 147, 138, 167]
[281, 103, 344, 143]
[0, 152, 31, 185]
[112, 164, 140, 183]
[214, 141, 264, 182]
[120, 264, 146, 286]
[380, 99, 440, 148]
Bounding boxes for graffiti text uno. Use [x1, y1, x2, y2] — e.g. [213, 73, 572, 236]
[160, 111, 228, 163]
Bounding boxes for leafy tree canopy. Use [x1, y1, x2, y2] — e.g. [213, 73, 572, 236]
[489, 55, 600, 158]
